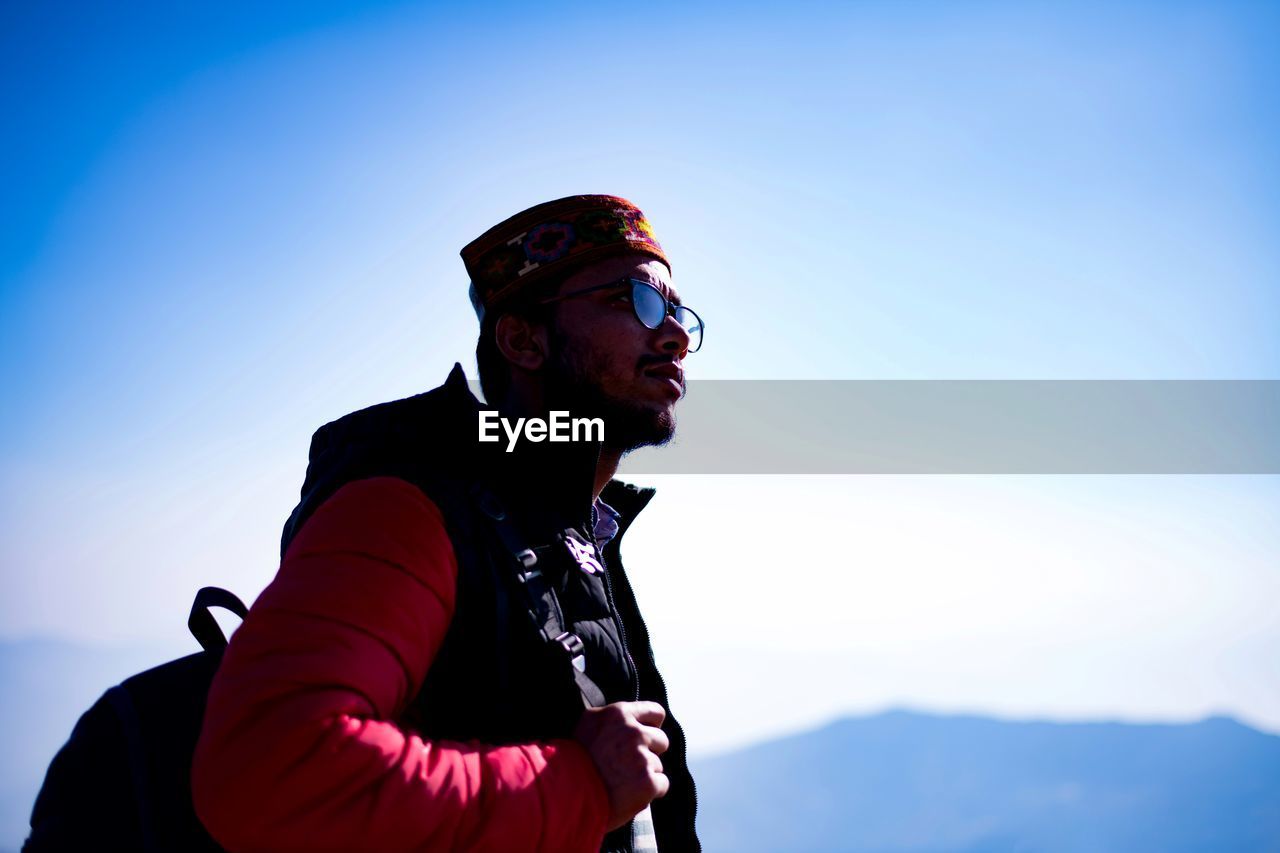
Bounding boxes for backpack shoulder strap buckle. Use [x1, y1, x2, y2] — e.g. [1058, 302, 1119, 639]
[468, 484, 607, 707]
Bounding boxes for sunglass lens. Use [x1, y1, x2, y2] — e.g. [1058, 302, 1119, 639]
[675, 307, 703, 352]
[632, 281, 667, 329]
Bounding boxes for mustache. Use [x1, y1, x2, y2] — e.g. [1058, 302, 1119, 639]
[637, 354, 680, 369]
[638, 355, 687, 393]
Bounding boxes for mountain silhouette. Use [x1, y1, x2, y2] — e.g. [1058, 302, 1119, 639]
[689, 708, 1280, 852]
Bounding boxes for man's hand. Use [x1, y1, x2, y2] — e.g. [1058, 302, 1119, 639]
[572, 701, 671, 831]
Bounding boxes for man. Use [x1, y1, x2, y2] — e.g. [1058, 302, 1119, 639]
[192, 195, 703, 852]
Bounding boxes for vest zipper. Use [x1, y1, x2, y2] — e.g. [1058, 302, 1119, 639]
[590, 508, 641, 853]
[589, 507, 639, 702]
[646, 650, 698, 845]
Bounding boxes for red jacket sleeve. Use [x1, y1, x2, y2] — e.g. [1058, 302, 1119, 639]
[191, 476, 610, 852]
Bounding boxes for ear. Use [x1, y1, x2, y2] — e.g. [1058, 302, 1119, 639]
[494, 312, 549, 373]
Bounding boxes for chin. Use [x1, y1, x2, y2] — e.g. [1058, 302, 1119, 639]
[608, 404, 676, 454]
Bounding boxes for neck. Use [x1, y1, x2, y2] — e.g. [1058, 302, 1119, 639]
[593, 446, 622, 501]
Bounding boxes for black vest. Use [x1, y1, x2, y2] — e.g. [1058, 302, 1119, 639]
[279, 364, 700, 853]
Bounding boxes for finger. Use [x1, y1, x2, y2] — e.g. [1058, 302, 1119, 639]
[651, 769, 670, 799]
[628, 701, 667, 727]
[641, 724, 671, 755]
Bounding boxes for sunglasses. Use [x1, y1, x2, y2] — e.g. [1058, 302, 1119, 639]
[538, 277, 704, 353]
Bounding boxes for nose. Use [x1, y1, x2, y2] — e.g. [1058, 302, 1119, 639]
[655, 308, 691, 358]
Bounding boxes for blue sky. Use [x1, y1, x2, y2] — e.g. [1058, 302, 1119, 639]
[2, 0, 1277, 748]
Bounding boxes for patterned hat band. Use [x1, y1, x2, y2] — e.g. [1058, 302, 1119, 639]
[461, 194, 670, 319]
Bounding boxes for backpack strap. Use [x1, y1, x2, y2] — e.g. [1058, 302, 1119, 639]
[470, 485, 608, 709]
[187, 587, 249, 653]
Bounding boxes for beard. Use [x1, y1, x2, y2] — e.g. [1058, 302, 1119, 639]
[542, 331, 677, 455]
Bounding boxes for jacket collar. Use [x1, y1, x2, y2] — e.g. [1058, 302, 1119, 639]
[601, 479, 656, 543]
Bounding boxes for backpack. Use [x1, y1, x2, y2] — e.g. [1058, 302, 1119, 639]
[24, 587, 248, 852]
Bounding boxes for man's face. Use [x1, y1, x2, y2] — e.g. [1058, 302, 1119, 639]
[541, 252, 691, 453]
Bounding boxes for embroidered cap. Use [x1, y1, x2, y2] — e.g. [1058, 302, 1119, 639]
[462, 194, 670, 320]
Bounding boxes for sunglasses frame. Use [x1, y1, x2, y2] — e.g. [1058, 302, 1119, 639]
[537, 277, 704, 353]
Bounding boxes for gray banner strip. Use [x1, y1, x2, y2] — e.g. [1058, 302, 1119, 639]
[612, 380, 1280, 474]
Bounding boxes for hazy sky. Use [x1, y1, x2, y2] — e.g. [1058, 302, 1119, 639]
[2, 0, 1277, 752]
